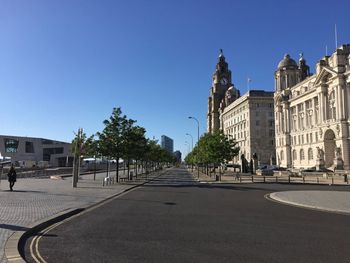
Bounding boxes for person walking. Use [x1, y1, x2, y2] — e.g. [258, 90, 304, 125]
[7, 164, 17, 191]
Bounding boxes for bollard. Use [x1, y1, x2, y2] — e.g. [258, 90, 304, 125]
[239, 176, 242, 183]
[303, 176, 305, 183]
[288, 175, 290, 184]
[317, 177, 319, 184]
[251, 176, 254, 182]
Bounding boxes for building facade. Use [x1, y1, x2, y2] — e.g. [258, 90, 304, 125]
[274, 44, 350, 169]
[0, 135, 72, 167]
[161, 135, 174, 153]
[173, 150, 182, 163]
[207, 50, 275, 165]
[221, 90, 275, 164]
[207, 50, 239, 133]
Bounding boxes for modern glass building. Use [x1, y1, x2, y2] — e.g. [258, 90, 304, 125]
[161, 135, 174, 153]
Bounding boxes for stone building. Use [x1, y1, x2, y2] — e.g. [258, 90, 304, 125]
[274, 44, 350, 169]
[221, 90, 275, 165]
[207, 50, 275, 165]
[207, 50, 238, 133]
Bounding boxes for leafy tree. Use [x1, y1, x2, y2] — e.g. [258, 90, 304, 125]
[98, 107, 134, 182]
[122, 125, 147, 179]
[186, 131, 239, 178]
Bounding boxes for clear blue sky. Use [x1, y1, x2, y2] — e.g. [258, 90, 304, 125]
[1, 0, 350, 157]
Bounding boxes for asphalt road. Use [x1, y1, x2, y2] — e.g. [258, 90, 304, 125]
[24, 167, 350, 263]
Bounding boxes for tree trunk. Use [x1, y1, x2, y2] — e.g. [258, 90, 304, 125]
[94, 156, 96, 180]
[127, 159, 130, 180]
[116, 156, 119, 183]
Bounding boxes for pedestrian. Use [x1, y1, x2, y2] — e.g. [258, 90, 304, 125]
[7, 164, 17, 191]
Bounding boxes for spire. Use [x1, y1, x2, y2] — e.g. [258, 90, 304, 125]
[219, 49, 225, 62]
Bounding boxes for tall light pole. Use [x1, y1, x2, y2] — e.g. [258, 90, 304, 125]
[188, 116, 200, 179]
[185, 141, 190, 155]
[185, 133, 193, 151]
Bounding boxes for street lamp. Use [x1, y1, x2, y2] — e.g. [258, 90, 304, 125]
[185, 133, 193, 151]
[188, 116, 200, 179]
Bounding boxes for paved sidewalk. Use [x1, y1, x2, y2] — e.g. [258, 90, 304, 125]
[269, 191, 350, 214]
[189, 168, 350, 215]
[0, 170, 161, 263]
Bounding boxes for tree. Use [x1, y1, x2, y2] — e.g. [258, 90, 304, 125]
[122, 125, 147, 179]
[98, 107, 134, 182]
[186, 131, 240, 179]
[84, 135, 100, 180]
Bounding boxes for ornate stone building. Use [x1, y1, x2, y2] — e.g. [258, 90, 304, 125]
[207, 50, 275, 165]
[207, 50, 239, 133]
[274, 44, 350, 169]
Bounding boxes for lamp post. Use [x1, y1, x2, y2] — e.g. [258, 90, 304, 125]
[185, 133, 193, 151]
[188, 116, 200, 179]
[186, 133, 194, 172]
[185, 141, 190, 155]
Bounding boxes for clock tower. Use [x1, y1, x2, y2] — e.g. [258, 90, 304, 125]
[207, 49, 236, 133]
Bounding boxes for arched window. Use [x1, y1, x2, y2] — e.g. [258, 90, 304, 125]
[300, 149, 305, 160]
[308, 148, 313, 160]
[293, 150, 297, 160]
[280, 150, 284, 161]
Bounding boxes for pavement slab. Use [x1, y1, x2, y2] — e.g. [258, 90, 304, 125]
[269, 190, 350, 214]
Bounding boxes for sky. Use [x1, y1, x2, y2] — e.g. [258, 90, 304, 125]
[1, 0, 350, 157]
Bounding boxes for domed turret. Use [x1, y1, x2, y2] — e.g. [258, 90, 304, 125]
[275, 54, 299, 92]
[278, 54, 298, 70]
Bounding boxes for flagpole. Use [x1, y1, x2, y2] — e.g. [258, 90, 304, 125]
[335, 24, 338, 49]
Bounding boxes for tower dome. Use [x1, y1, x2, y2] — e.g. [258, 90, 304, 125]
[277, 54, 298, 69]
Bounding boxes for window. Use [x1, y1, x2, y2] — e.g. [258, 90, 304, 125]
[329, 91, 336, 120]
[300, 149, 305, 160]
[308, 148, 313, 160]
[314, 98, 319, 124]
[25, 141, 34, 153]
[305, 100, 313, 127]
[256, 120, 260, 126]
[4, 139, 19, 153]
[293, 150, 297, 160]
[280, 150, 284, 161]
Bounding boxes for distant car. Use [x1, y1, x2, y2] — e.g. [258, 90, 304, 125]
[301, 167, 316, 172]
[256, 165, 286, 176]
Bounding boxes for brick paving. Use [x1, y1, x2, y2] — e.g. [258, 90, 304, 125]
[0, 169, 160, 263]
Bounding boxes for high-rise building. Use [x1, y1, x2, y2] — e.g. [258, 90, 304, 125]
[274, 44, 350, 169]
[161, 135, 174, 153]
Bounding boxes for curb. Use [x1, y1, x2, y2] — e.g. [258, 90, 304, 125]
[267, 192, 350, 215]
[4, 169, 167, 263]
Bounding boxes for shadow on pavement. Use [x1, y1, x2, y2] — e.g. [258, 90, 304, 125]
[0, 224, 30, 232]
